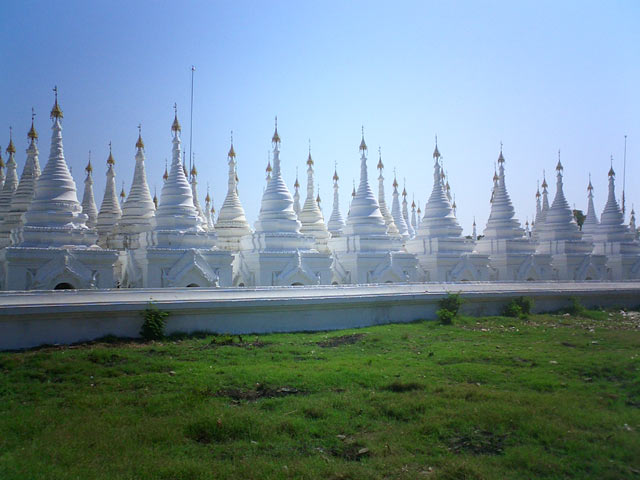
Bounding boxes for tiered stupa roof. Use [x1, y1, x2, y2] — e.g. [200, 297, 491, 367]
[20, 90, 96, 247]
[376, 148, 399, 237]
[116, 127, 155, 234]
[327, 164, 345, 236]
[253, 119, 301, 234]
[582, 174, 599, 235]
[0, 115, 41, 245]
[215, 135, 252, 249]
[154, 106, 202, 231]
[96, 145, 122, 242]
[481, 147, 525, 239]
[390, 174, 409, 242]
[596, 160, 634, 242]
[298, 144, 329, 247]
[536, 154, 581, 242]
[415, 150, 462, 238]
[81, 154, 98, 228]
[402, 182, 414, 238]
[0, 130, 19, 224]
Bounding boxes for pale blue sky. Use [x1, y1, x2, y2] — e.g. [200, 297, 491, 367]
[1, 0, 638, 233]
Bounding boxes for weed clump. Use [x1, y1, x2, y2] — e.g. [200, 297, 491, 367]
[503, 296, 534, 318]
[437, 292, 463, 325]
[140, 304, 169, 341]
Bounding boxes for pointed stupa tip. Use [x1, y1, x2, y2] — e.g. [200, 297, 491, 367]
[352, 181, 356, 197]
[171, 104, 181, 132]
[307, 142, 313, 166]
[162, 160, 169, 181]
[433, 135, 440, 159]
[85, 152, 93, 174]
[377, 147, 384, 170]
[541, 171, 548, 189]
[190, 164, 197, 177]
[316, 191, 321, 204]
[359, 126, 367, 152]
[587, 173, 594, 192]
[294, 174, 300, 189]
[106, 143, 115, 165]
[266, 159, 272, 173]
[497, 149, 505, 164]
[608, 156, 615, 177]
[392, 176, 399, 189]
[272, 116, 281, 144]
[136, 124, 144, 149]
[333, 165, 339, 182]
[6, 128, 16, 154]
[120, 185, 126, 199]
[411, 199, 416, 209]
[50, 86, 63, 119]
[417, 206, 421, 214]
[0, 149, 3, 168]
[28, 110, 38, 141]
[556, 150, 563, 171]
[205, 191, 211, 203]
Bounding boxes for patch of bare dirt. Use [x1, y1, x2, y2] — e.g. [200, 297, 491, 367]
[316, 333, 366, 348]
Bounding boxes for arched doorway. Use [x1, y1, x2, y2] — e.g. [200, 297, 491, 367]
[54, 282, 75, 290]
[186, 283, 200, 288]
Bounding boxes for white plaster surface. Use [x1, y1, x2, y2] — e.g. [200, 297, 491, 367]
[1, 281, 638, 350]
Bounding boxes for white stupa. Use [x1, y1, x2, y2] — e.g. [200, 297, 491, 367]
[475, 146, 551, 280]
[293, 168, 301, 218]
[1, 89, 117, 290]
[410, 198, 417, 234]
[581, 174, 599, 236]
[0, 150, 5, 191]
[407, 142, 489, 281]
[0, 132, 19, 225]
[588, 161, 640, 279]
[327, 130, 417, 284]
[236, 119, 332, 286]
[133, 107, 232, 287]
[0, 116, 41, 248]
[298, 144, 330, 253]
[630, 207, 638, 241]
[95, 145, 122, 248]
[111, 127, 156, 250]
[190, 161, 207, 229]
[327, 164, 345, 237]
[535, 155, 605, 280]
[204, 188, 214, 231]
[402, 183, 414, 238]
[390, 174, 410, 243]
[215, 137, 252, 252]
[532, 173, 550, 238]
[81, 154, 98, 229]
[376, 149, 399, 238]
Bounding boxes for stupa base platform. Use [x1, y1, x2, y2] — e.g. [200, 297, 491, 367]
[234, 250, 332, 286]
[0, 246, 117, 291]
[330, 250, 418, 284]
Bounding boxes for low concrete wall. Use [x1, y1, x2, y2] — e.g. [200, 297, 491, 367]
[0, 282, 638, 350]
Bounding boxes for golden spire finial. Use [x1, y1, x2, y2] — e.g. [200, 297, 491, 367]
[120, 182, 126, 200]
[6, 127, 15, 154]
[352, 180, 356, 197]
[136, 123, 144, 149]
[392, 168, 398, 189]
[359, 126, 367, 151]
[608, 155, 615, 177]
[107, 141, 114, 165]
[86, 150, 93, 174]
[50, 86, 63, 119]
[205, 183, 211, 203]
[587, 173, 593, 192]
[228, 130, 236, 158]
[316, 186, 321, 205]
[153, 185, 158, 209]
[307, 139, 313, 166]
[433, 135, 440, 159]
[163, 159, 169, 181]
[498, 141, 505, 163]
[272, 116, 280, 144]
[556, 149, 563, 171]
[171, 103, 181, 132]
[333, 161, 339, 182]
[190, 155, 198, 177]
[294, 166, 300, 188]
[28, 108, 38, 141]
[377, 147, 384, 170]
[541, 169, 548, 189]
[0, 148, 4, 168]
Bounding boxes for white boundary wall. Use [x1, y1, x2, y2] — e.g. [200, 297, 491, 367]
[1, 282, 639, 350]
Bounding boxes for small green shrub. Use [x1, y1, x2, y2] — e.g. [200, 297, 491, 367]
[503, 296, 534, 318]
[140, 305, 169, 341]
[437, 308, 456, 325]
[437, 293, 463, 325]
[439, 293, 463, 316]
[565, 296, 586, 316]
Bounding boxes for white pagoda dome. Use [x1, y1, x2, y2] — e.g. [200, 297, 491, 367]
[95, 145, 122, 247]
[327, 164, 345, 236]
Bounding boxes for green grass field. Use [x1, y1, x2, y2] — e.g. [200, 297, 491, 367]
[1, 308, 639, 479]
